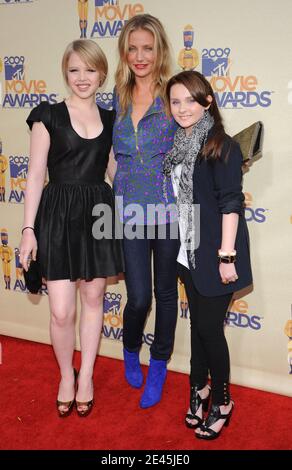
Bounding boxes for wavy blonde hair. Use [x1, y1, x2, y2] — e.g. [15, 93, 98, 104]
[115, 14, 172, 116]
[62, 39, 108, 87]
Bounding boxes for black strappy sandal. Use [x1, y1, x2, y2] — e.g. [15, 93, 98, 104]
[185, 384, 211, 429]
[195, 401, 234, 440]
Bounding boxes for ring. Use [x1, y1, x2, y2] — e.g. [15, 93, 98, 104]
[222, 280, 229, 284]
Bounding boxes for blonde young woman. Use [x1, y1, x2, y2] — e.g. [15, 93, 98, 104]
[19, 40, 123, 418]
[109, 14, 180, 408]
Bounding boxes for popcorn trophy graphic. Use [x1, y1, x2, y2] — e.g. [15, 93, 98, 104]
[284, 307, 292, 374]
[0, 229, 13, 290]
[0, 139, 8, 203]
[178, 277, 189, 318]
[178, 25, 199, 71]
[78, 0, 89, 38]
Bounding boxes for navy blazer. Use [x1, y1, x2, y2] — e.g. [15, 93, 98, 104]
[187, 133, 253, 297]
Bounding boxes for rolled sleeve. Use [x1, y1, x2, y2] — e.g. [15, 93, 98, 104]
[213, 139, 244, 215]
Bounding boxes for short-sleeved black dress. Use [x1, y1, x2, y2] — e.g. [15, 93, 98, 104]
[26, 101, 124, 281]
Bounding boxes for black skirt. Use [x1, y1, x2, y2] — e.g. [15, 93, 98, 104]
[35, 181, 124, 281]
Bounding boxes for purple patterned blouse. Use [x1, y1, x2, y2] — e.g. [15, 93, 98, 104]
[112, 94, 178, 225]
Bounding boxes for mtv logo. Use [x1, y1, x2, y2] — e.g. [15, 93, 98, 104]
[202, 57, 229, 77]
[103, 292, 122, 315]
[5, 62, 24, 80]
[9, 160, 28, 179]
[95, 0, 117, 6]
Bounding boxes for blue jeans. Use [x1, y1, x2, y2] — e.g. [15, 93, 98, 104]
[122, 224, 179, 361]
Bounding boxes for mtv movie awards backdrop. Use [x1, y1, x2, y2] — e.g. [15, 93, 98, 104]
[0, 0, 291, 396]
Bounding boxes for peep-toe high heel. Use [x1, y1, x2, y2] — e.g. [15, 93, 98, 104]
[195, 401, 234, 440]
[76, 398, 94, 417]
[56, 368, 78, 418]
[185, 384, 211, 429]
[76, 378, 94, 417]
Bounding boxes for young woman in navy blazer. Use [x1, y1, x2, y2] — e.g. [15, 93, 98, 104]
[164, 71, 252, 440]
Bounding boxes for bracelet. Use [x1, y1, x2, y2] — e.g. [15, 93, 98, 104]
[218, 255, 236, 264]
[218, 249, 236, 257]
[21, 226, 34, 235]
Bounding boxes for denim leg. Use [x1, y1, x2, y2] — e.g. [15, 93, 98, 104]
[151, 224, 179, 360]
[122, 234, 152, 352]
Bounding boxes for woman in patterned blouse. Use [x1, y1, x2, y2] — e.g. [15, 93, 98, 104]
[109, 14, 179, 409]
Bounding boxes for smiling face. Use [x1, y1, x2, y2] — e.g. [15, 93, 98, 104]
[127, 28, 156, 80]
[66, 51, 100, 100]
[169, 83, 212, 135]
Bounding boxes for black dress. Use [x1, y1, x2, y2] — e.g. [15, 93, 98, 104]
[26, 101, 124, 281]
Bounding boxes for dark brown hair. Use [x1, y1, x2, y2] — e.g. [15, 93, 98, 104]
[166, 71, 226, 159]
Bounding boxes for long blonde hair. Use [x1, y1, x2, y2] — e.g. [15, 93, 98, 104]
[115, 14, 172, 116]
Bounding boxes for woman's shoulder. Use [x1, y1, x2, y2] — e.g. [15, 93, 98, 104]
[218, 133, 243, 165]
[222, 132, 239, 146]
[26, 100, 66, 132]
[29, 100, 51, 115]
[98, 105, 115, 116]
[98, 105, 116, 126]
[26, 101, 52, 130]
[34, 100, 62, 111]
[29, 100, 64, 117]
[224, 133, 241, 154]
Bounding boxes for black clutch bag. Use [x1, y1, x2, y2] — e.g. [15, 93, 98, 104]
[23, 260, 42, 294]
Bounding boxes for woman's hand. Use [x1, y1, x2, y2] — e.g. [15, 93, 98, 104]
[219, 262, 238, 285]
[19, 230, 37, 271]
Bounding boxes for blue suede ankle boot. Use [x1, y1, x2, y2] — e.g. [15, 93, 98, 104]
[140, 357, 167, 408]
[123, 348, 143, 388]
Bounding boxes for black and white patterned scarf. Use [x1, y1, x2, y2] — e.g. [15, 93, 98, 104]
[163, 110, 214, 268]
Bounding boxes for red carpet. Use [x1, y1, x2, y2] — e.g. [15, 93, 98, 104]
[0, 335, 291, 450]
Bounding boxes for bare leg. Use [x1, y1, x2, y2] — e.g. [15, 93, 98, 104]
[76, 277, 106, 411]
[47, 279, 77, 412]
